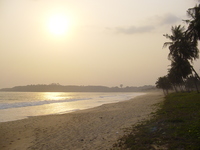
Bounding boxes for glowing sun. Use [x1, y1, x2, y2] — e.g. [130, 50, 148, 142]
[47, 14, 70, 36]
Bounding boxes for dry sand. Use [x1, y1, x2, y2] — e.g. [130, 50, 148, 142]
[0, 92, 164, 150]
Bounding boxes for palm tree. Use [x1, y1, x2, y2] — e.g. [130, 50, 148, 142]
[163, 25, 199, 62]
[185, 4, 200, 43]
[185, 76, 200, 92]
[160, 4, 200, 93]
[163, 25, 200, 80]
[171, 57, 193, 79]
[167, 66, 183, 92]
[184, 3, 200, 81]
[168, 57, 193, 92]
[163, 25, 185, 61]
[155, 76, 172, 95]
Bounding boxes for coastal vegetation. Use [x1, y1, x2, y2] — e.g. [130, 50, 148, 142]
[0, 83, 155, 92]
[112, 3, 200, 149]
[112, 92, 200, 150]
[156, 3, 200, 94]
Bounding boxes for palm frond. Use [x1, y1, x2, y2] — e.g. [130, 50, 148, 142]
[163, 42, 172, 48]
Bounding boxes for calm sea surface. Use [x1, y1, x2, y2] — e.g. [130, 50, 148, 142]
[0, 92, 144, 122]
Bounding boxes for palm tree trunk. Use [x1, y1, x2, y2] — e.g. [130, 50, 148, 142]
[179, 84, 184, 92]
[191, 66, 200, 80]
[190, 66, 200, 93]
[192, 74, 200, 93]
[162, 89, 167, 96]
[172, 84, 178, 92]
[166, 89, 169, 95]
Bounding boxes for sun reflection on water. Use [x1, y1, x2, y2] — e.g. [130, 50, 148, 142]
[43, 92, 71, 101]
[39, 92, 77, 115]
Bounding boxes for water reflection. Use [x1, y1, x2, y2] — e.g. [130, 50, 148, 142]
[0, 92, 145, 122]
[39, 92, 80, 115]
[43, 92, 72, 101]
[38, 102, 76, 115]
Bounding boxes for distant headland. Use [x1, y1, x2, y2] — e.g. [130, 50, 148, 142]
[0, 83, 155, 92]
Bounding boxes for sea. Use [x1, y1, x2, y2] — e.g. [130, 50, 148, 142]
[0, 92, 145, 122]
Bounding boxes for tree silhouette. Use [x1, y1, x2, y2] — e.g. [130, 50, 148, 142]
[163, 25, 199, 62]
[168, 57, 193, 92]
[157, 3, 200, 93]
[185, 4, 200, 43]
[185, 76, 200, 92]
[167, 66, 183, 92]
[163, 25, 199, 86]
[155, 76, 172, 95]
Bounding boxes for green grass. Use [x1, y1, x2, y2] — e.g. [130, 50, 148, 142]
[111, 92, 200, 150]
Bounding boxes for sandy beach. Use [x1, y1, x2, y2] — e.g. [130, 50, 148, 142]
[0, 92, 163, 150]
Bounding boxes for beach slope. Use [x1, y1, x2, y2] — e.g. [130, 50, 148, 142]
[0, 92, 163, 150]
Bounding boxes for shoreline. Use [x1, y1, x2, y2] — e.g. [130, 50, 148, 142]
[0, 92, 145, 123]
[0, 91, 164, 150]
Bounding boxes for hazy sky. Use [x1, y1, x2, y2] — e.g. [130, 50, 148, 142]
[1, 0, 199, 88]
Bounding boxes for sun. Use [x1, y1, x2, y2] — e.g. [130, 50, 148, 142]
[47, 14, 70, 36]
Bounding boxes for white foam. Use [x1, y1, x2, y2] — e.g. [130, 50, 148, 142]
[0, 98, 91, 110]
[0, 92, 145, 122]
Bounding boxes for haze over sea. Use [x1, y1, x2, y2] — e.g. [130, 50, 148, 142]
[0, 92, 144, 122]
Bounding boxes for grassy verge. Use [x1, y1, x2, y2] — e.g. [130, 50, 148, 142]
[111, 92, 200, 150]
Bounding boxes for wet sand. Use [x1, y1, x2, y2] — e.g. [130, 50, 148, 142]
[0, 92, 163, 150]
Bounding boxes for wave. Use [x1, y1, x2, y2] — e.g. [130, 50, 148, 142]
[0, 93, 144, 110]
[0, 98, 91, 110]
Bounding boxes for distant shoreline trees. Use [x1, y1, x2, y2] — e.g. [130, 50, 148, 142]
[0, 84, 155, 92]
[156, 3, 200, 94]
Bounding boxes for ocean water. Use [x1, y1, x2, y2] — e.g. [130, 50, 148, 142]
[0, 92, 144, 122]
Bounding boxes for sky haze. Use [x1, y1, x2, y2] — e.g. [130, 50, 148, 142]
[1, 0, 199, 88]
